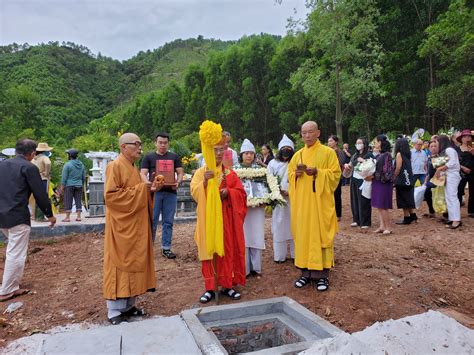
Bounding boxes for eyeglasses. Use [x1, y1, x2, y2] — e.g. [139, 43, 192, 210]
[124, 141, 142, 148]
[214, 148, 225, 153]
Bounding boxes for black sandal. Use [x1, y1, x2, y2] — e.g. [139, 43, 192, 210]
[316, 278, 329, 292]
[108, 313, 128, 325]
[221, 288, 241, 300]
[122, 306, 146, 317]
[294, 276, 309, 288]
[199, 290, 215, 303]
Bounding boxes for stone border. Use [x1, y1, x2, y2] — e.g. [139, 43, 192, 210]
[0, 216, 196, 241]
[181, 296, 343, 355]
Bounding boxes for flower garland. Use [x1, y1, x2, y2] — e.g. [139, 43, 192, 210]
[234, 167, 286, 208]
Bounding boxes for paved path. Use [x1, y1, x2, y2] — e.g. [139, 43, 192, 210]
[3, 316, 201, 355]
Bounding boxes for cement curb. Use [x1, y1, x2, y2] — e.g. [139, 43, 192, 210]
[0, 216, 196, 241]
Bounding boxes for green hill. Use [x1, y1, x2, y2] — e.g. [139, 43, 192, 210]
[0, 38, 231, 148]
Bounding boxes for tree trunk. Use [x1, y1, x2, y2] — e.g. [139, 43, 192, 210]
[429, 55, 436, 133]
[335, 63, 343, 140]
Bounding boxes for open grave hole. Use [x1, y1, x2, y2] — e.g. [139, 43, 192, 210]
[182, 296, 344, 354]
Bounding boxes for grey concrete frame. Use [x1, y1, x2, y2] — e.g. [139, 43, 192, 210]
[181, 296, 344, 355]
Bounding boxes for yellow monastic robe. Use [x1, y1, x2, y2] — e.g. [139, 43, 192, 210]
[288, 140, 341, 270]
[103, 154, 156, 300]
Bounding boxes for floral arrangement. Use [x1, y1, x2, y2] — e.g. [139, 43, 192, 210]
[432, 156, 449, 168]
[181, 154, 199, 175]
[234, 167, 286, 208]
[354, 158, 376, 178]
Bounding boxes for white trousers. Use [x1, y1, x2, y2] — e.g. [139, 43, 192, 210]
[446, 176, 461, 222]
[0, 224, 31, 296]
[106, 296, 136, 319]
[273, 240, 295, 262]
[246, 247, 262, 275]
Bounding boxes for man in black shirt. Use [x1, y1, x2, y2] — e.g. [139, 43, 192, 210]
[0, 139, 56, 302]
[140, 132, 184, 259]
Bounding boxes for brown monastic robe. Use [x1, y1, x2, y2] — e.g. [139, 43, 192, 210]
[103, 154, 156, 300]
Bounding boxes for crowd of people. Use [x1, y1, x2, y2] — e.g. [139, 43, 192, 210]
[0, 124, 471, 325]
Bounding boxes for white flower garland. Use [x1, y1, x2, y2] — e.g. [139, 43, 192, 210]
[234, 167, 286, 208]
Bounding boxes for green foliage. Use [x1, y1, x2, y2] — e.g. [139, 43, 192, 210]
[418, 0, 474, 127]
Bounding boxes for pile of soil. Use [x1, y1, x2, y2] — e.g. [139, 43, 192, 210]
[0, 187, 472, 346]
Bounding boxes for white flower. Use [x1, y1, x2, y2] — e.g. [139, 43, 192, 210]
[354, 158, 376, 178]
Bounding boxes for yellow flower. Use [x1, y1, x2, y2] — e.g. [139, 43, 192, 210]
[199, 120, 222, 146]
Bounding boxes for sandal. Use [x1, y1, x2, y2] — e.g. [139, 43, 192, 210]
[221, 288, 241, 300]
[316, 278, 329, 292]
[294, 276, 309, 288]
[0, 288, 30, 302]
[373, 228, 383, 234]
[122, 306, 146, 317]
[75, 218, 82, 222]
[382, 230, 393, 235]
[108, 314, 128, 325]
[62, 218, 71, 222]
[199, 290, 215, 304]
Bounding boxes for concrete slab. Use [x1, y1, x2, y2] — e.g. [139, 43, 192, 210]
[3, 316, 201, 355]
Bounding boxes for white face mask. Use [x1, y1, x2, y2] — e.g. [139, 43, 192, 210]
[355, 143, 364, 151]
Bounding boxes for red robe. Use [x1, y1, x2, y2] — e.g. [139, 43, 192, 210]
[190, 166, 247, 290]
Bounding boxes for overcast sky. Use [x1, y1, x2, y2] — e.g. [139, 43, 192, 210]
[0, 0, 309, 60]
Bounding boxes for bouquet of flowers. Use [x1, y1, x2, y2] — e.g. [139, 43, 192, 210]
[354, 158, 376, 178]
[431, 156, 449, 186]
[431, 156, 449, 168]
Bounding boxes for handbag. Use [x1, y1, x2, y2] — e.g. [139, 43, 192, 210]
[395, 157, 414, 187]
[375, 153, 394, 183]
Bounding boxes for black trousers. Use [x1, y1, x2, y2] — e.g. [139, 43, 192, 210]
[350, 177, 371, 226]
[424, 183, 435, 214]
[458, 174, 474, 214]
[334, 179, 342, 218]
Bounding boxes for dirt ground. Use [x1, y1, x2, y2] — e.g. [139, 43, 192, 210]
[0, 186, 473, 347]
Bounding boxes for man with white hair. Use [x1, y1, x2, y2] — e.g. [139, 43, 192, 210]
[411, 139, 428, 186]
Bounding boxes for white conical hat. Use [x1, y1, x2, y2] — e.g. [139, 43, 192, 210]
[240, 138, 255, 153]
[278, 134, 294, 150]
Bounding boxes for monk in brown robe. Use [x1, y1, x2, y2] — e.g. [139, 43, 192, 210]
[103, 133, 156, 324]
[190, 137, 247, 303]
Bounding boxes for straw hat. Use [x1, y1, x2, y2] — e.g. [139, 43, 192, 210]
[36, 142, 53, 152]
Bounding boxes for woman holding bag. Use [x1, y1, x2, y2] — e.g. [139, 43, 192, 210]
[394, 138, 416, 225]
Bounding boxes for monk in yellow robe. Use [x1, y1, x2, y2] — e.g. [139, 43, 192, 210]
[288, 121, 341, 292]
[190, 137, 247, 303]
[103, 133, 156, 325]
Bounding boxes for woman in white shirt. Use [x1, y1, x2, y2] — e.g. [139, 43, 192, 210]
[435, 135, 461, 229]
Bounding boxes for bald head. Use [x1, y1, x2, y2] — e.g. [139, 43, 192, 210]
[301, 121, 320, 147]
[119, 133, 140, 146]
[119, 132, 143, 163]
[302, 121, 318, 131]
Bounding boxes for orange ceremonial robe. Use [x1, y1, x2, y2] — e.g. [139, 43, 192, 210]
[191, 165, 247, 290]
[103, 154, 156, 300]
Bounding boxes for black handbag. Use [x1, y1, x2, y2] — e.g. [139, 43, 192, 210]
[395, 157, 414, 187]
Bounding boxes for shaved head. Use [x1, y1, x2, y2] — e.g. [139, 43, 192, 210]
[119, 132, 140, 146]
[119, 132, 142, 163]
[301, 121, 320, 147]
[302, 121, 318, 131]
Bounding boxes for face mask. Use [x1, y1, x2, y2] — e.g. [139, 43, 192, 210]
[281, 149, 292, 158]
[355, 143, 364, 151]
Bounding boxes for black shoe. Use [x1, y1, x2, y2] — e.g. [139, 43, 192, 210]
[410, 213, 418, 222]
[396, 216, 412, 225]
[162, 249, 176, 259]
